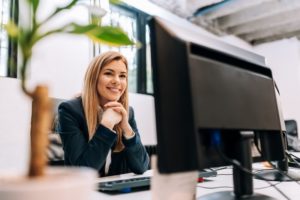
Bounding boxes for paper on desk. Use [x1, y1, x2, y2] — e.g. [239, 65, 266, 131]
[151, 156, 198, 200]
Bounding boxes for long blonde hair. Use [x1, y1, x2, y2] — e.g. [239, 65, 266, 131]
[82, 51, 128, 152]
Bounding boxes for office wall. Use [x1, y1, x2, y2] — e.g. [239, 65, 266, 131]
[254, 38, 300, 126]
[0, 77, 31, 175]
[129, 93, 157, 145]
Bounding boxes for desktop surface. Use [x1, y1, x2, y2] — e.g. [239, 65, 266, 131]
[92, 154, 300, 200]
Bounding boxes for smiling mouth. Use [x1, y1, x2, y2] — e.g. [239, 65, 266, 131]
[107, 87, 121, 93]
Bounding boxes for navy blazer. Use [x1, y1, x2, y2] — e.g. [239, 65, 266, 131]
[56, 97, 149, 176]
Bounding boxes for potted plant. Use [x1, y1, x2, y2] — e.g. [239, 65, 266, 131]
[3, 0, 134, 199]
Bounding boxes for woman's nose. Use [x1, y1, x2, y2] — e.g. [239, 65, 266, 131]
[112, 76, 120, 84]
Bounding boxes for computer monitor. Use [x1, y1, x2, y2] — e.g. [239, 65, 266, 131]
[149, 17, 286, 199]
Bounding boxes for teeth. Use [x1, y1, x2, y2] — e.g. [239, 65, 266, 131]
[108, 88, 119, 92]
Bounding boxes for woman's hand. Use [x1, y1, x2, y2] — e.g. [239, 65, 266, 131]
[104, 102, 134, 138]
[100, 107, 122, 130]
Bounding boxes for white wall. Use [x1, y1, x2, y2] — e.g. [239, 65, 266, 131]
[129, 93, 157, 145]
[254, 38, 300, 125]
[0, 77, 31, 175]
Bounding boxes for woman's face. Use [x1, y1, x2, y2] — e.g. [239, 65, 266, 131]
[97, 59, 127, 105]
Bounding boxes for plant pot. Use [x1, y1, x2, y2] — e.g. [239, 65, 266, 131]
[0, 166, 97, 200]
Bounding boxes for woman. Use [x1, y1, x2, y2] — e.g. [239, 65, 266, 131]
[57, 51, 149, 176]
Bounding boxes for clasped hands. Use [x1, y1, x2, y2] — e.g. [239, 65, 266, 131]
[100, 102, 134, 138]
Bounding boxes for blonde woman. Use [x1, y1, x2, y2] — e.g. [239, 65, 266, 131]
[57, 51, 149, 176]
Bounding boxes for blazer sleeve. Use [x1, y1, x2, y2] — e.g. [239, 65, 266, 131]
[122, 107, 150, 174]
[57, 101, 117, 170]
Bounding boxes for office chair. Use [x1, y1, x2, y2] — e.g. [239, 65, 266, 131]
[285, 120, 300, 152]
[47, 98, 66, 166]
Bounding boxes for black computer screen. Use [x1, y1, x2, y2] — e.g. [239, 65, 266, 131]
[149, 17, 286, 199]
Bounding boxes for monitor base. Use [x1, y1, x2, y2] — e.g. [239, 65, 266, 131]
[255, 169, 300, 181]
[198, 191, 278, 200]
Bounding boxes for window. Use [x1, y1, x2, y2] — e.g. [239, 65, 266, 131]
[145, 25, 153, 94]
[0, 0, 10, 76]
[0, 0, 18, 78]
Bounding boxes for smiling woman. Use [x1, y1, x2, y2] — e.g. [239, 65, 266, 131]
[56, 51, 149, 177]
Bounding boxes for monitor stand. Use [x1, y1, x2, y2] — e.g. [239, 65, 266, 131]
[255, 155, 300, 181]
[198, 131, 278, 200]
[255, 133, 300, 182]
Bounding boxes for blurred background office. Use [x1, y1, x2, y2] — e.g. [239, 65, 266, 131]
[1, 0, 300, 173]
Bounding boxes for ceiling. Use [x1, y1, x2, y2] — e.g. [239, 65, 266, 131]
[149, 0, 300, 45]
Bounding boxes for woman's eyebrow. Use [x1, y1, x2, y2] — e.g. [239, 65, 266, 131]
[103, 68, 114, 72]
[103, 68, 127, 74]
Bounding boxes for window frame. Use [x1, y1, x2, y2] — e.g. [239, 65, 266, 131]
[7, 0, 18, 78]
[0, 0, 18, 78]
[111, 3, 151, 95]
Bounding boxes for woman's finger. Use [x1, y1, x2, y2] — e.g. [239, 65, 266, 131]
[112, 107, 126, 116]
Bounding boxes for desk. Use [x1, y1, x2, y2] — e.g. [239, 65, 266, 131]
[92, 161, 300, 200]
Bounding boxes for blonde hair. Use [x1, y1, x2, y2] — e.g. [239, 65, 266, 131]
[82, 51, 128, 152]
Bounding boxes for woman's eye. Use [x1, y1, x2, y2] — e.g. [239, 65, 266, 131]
[120, 75, 127, 79]
[104, 72, 112, 76]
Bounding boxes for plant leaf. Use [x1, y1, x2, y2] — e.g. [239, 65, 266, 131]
[4, 21, 20, 38]
[69, 24, 98, 34]
[109, 0, 122, 5]
[27, 0, 40, 13]
[86, 26, 135, 46]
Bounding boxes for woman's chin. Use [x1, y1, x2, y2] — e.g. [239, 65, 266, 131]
[107, 96, 120, 102]
[101, 94, 122, 103]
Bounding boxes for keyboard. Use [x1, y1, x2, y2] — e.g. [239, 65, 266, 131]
[97, 169, 217, 193]
[98, 176, 151, 192]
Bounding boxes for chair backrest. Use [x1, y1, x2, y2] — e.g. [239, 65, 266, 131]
[50, 98, 67, 130]
[285, 119, 299, 151]
[48, 97, 67, 165]
[144, 145, 157, 169]
[285, 120, 298, 137]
